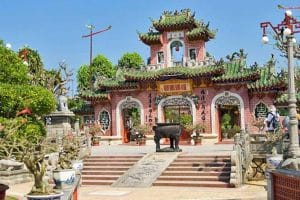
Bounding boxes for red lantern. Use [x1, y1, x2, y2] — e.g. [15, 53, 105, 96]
[175, 44, 179, 51]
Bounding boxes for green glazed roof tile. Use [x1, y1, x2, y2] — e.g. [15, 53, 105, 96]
[123, 65, 224, 81]
[138, 32, 161, 45]
[212, 59, 259, 83]
[79, 90, 109, 100]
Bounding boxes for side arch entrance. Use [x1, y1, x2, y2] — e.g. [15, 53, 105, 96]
[211, 92, 244, 142]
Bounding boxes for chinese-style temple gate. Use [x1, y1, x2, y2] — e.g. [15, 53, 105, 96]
[80, 9, 298, 144]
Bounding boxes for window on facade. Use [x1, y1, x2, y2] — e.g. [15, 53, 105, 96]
[255, 103, 268, 118]
[189, 49, 196, 60]
[157, 52, 164, 64]
[99, 110, 110, 131]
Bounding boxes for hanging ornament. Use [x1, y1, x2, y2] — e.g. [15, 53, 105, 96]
[175, 43, 179, 51]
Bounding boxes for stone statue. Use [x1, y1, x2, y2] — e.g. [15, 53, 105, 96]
[53, 61, 73, 112]
[153, 123, 182, 152]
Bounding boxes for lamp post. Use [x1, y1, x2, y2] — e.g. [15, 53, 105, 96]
[260, 8, 300, 169]
[82, 25, 111, 90]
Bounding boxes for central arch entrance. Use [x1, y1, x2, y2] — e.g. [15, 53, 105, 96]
[157, 96, 196, 144]
[116, 97, 144, 143]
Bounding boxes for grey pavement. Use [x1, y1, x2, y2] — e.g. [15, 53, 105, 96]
[7, 181, 267, 200]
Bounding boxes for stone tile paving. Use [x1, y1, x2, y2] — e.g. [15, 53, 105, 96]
[7, 181, 267, 200]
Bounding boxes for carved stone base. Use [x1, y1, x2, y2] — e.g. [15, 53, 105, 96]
[280, 157, 300, 170]
[0, 169, 32, 185]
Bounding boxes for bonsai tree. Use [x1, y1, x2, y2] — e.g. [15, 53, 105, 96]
[131, 124, 150, 144]
[87, 123, 103, 146]
[192, 123, 206, 138]
[0, 117, 57, 195]
[184, 123, 205, 145]
[221, 113, 232, 138]
[57, 134, 80, 169]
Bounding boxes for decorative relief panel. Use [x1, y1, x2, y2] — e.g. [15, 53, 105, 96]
[215, 95, 240, 106]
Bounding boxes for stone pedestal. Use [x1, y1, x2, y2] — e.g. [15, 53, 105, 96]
[46, 111, 75, 138]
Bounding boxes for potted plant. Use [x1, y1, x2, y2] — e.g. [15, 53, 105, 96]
[52, 134, 79, 190]
[221, 113, 232, 139]
[192, 123, 205, 145]
[0, 117, 63, 200]
[185, 123, 205, 145]
[132, 124, 149, 145]
[88, 123, 102, 146]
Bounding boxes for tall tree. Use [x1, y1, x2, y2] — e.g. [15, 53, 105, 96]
[118, 52, 144, 70]
[0, 42, 29, 85]
[77, 54, 115, 91]
[0, 40, 56, 118]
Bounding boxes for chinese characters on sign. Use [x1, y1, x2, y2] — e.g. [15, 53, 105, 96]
[158, 79, 192, 94]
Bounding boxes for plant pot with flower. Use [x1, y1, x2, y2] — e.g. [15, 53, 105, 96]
[88, 123, 102, 146]
[187, 123, 205, 146]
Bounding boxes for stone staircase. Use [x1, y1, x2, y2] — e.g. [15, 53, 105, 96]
[81, 155, 143, 185]
[153, 155, 233, 188]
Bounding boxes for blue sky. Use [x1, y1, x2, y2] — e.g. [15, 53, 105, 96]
[0, 0, 299, 94]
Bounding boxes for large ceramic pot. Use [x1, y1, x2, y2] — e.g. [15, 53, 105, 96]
[91, 136, 100, 146]
[53, 169, 76, 189]
[72, 160, 83, 174]
[193, 136, 202, 146]
[266, 154, 283, 170]
[26, 192, 63, 200]
[0, 184, 9, 200]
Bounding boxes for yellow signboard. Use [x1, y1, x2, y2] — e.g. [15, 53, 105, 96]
[157, 79, 192, 95]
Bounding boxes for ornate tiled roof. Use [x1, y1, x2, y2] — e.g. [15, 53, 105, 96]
[71, 103, 94, 115]
[212, 59, 260, 84]
[186, 26, 216, 41]
[97, 78, 139, 90]
[123, 65, 224, 81]
[138, 32, 161, 45]
[247, 58, 288, 93]
[79, 90, 110, 101]
[152, 9, 198, 32]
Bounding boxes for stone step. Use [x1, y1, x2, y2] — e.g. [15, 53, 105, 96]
[166, 166, 231, 172]
[83, 167, 130, 171]
[157, 176, 230, 182]
[81, 175, 120, 180]
[178, 155, 230, 158]
[84, 162, 136, 167]
[82, 180, 114, 186]
[82, 171, 126, 175]
[174, 158, 231, 162]
[169, 162, 230, 167]
[161, 171, 230, 176]
[84, 159, 140, 162]
[87, 156, 143, 159]
[153, 180, 233, 188]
